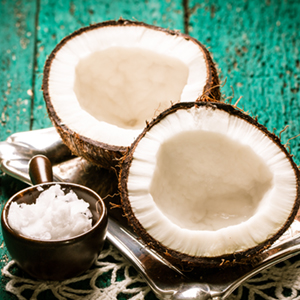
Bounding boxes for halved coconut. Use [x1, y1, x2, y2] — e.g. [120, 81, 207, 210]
[42, 19, 220, 169]
[119, 101, 300, 267]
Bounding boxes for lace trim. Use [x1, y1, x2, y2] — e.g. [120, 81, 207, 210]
[2, 243, 300, 300]
[2, 244, 151, 300]
[228, 256, 300, 300]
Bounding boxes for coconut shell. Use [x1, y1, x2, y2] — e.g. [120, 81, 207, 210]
[42, 19, 221, 169]
[119, 101, 300, 268]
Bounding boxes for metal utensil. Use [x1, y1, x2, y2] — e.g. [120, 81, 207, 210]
[1, 127, 300, 300]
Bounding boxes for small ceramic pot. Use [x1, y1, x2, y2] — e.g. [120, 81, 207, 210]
[1, 155, 108, 281]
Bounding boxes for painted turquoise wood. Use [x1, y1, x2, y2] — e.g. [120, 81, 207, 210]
[0, 0, 38, 141]
[188, 0, 300, 163]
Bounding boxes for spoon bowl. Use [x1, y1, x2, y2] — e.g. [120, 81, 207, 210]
[1, 155, 108, 281]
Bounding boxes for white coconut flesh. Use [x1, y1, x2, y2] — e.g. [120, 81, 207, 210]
[74, 47, 189, 129]
[127, 105, 297, 257]
[47, 25, 208, 147]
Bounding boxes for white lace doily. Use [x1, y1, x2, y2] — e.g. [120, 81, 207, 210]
[2, 243, 152, 300]
[228, 255, 300, 300]
[2, 243, 300, 300]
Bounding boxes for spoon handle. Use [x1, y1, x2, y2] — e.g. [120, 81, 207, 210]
[29, 155, 53, 185]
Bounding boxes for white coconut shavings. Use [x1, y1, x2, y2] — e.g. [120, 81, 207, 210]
[8, 184, 93, 240]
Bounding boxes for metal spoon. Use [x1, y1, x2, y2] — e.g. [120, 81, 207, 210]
[1, 127, 300, 300]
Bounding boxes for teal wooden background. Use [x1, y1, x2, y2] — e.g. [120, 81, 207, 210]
[0, 0, 299, 299]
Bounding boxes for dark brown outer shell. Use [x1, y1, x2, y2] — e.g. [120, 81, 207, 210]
[42, 19, 221, 169]
[119, 101, 300, 268]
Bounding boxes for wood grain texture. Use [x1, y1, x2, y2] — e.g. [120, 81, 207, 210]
[188, 0, 300, 163]
[0, 0, 37, 141]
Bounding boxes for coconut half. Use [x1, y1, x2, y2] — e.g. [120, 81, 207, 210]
[42, 19, 220, 169]
[119, 101, 300, 267]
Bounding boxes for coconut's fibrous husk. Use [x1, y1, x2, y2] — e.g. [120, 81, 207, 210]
[42, 19, 221, 169]
[119, 101, 300, 268]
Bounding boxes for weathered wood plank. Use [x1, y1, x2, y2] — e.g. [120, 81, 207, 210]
[0, 0, 38, 141]
[31, 0, 185, 130]
[188, 0, 300, 162]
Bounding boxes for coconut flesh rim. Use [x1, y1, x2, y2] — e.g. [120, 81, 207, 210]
[125, 104, 298, 258]
[47, 24, 210, 148]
